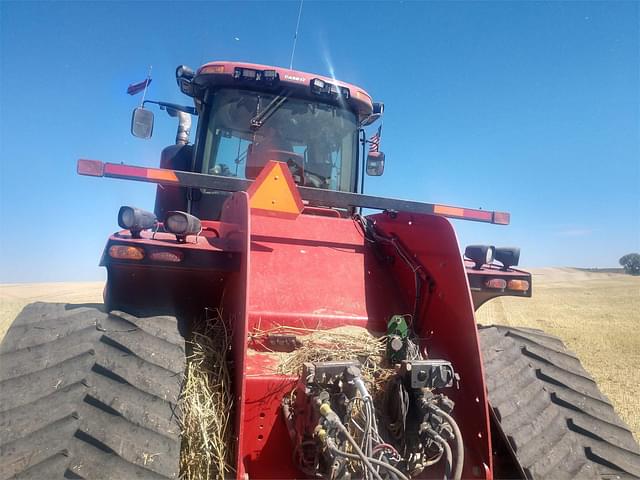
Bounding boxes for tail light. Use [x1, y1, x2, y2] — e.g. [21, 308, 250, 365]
[109, 245, 144, 260]
[149, 250, 183, 263]
[507, 279, 530, 291]
[485, 278, 507, 289]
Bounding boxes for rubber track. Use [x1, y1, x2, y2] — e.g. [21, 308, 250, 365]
[0, 302, 185, 480]
[479, 325, 640, 479]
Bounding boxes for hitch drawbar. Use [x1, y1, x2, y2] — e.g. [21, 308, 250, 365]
[77, 159, 510, 225]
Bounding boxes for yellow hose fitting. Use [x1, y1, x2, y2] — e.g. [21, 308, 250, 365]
[319, 403, 332, 417]
[314, 426, 327, 442]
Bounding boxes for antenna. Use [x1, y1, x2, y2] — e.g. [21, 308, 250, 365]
[289, 0, 304, 69]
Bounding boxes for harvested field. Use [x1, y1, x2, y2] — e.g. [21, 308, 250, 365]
[1, 267, 638, 442]
[0, 282, 103, 342]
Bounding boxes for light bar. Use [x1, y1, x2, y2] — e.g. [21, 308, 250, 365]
[106, 163, 179, 183]
[77, 160, 511, 225]
[433, 204, 510, 224]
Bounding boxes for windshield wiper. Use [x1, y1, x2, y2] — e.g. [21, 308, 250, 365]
[250, 92, 289, 131]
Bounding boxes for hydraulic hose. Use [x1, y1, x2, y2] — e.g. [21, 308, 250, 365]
[433, 408, 464, 480]
[327, 444, 410, 480]
[337, 422, 383, 480]
[281, 401, 296, 443]
[320, 404, 383, 480]
[442, 440, 453, 480]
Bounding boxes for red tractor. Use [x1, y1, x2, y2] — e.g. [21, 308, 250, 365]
[1, 61, 638, 480]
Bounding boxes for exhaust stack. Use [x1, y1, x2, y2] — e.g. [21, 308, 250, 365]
[175, 111, 191, 145]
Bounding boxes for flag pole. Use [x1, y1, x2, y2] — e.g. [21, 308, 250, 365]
[140, 65, 152, 108]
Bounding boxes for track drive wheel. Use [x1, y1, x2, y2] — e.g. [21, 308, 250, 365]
[479, 325, 640, 479]
[0, 302, 185, 479]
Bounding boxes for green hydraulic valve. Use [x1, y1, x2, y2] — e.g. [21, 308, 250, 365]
[386, 315, 409, 363]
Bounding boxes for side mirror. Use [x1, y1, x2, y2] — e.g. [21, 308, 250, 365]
[360, 103, 384, 127]
[361, 113, 381, 127]
[131, 107, 154, 139]
[366, 151, 385, 176]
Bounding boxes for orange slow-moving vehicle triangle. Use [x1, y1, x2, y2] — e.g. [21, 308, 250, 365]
[246, 161, 304, 218]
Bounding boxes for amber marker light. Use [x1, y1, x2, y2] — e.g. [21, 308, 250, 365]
[507, 279, 530, 291]
[493, 212, 511, 225]
[201, 64, 225, 74]
[108, 245, 144, 260]
[77, 159, 104, 177]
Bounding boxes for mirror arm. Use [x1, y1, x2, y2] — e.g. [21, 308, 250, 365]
[142, 100, 197, 116]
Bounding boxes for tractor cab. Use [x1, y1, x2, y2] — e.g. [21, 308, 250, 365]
[133, 62, 385, 220]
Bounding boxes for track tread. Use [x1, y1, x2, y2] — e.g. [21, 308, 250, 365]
[479, 325, 640, 479]
[0, 310, 102, 354]
[0, 303, 185, 480]
[0, 326, 98, 381]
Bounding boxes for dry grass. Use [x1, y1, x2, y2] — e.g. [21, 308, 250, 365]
[179, 310, 235, 480]
[256, 325, 386, 383]
[476, 268, 640, 442]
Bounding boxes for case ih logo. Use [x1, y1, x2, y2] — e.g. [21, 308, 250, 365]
[284, 74, 306, 83]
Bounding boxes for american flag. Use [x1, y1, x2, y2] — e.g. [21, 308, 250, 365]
[127, 78, 152, 95]
[368, 125, 382, 153]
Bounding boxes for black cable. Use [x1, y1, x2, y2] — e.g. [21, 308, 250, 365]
[428, 406, 464, 480]
[436, 409, 464, 480]
[353, 214, 434, 330]
[442, 440, 453, 480]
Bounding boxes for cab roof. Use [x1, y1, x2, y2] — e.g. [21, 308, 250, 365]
[193, 61, 375, 122]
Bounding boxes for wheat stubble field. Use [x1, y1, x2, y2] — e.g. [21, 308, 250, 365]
[1, 268, 638, 440]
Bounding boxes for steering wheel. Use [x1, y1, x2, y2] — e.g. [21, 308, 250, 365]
[303, 171, 326, 188]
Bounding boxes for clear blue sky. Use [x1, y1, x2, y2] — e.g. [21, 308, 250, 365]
[1, 1, 638, 282]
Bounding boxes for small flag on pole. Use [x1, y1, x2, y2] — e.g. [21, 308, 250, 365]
[127, 78, 152, 95]
[368, 125, 382, 153]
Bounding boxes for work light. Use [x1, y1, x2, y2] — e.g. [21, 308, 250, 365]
[176, 65, 195, 96]
[495, 247, 520, 270]
[464, 245, 495, 270]
[262, 69, 278, 84]
[117, 206, 157, 238]
[310, 78, 350, 99]
[234, 67, 257, 80]
[164, 211, 202, 241]
[175, 65, 195, 81]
